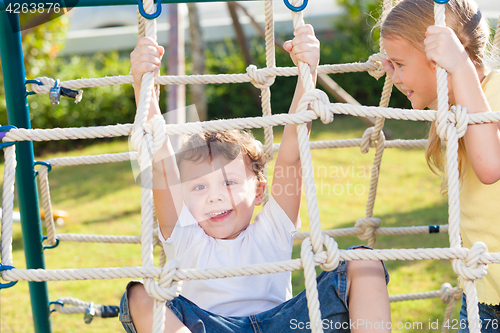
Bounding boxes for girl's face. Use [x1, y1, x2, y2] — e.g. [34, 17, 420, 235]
[383, 37, 440, 109]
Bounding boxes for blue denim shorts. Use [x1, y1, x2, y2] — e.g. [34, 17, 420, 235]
[458, 293, 500, 333]
[120, 248, 389, 333]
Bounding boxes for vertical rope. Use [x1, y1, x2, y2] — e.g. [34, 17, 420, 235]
[365, 77, 391, 218]
[38, 166, 57, 246]
[133, 2, 166, 333]
[301, 238, 323, 333]
[362, 0, 393, 246]
[290, 0, 325, 331]
[1, 146, 16, 267]
[152, 295, 167, 333]
[441, 298, 457, 333]
[262, 0, 276, 205]
[137, 6, 160, 100]
[434, 4, 449, 139]
[434, 3, 481, 333]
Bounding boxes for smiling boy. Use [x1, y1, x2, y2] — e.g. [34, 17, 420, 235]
[120, 25, 391, 333]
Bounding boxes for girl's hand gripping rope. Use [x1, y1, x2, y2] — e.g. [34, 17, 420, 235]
[424, 25, 471, 76]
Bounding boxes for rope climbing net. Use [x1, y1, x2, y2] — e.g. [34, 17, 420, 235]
[2, 0, 500, 332]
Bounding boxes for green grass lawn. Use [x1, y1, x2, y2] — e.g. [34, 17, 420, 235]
[0, 115, 459, 332]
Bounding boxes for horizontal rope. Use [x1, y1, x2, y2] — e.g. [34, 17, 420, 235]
[274, 138, 427, 151]
[3, 107, 500, 143]
[50, 224, 447, 244]
[3, 247, 499, 283]
[390, 290, 441, 302]
[57, 233, 140, 244]
[47, 152, 135, 167]
[389, 283, 461, 303]
[51, 297, 116, 317]
[294, 224, 448, 240]
[36, 138, 426, 170]
[30, 59, 383, 93]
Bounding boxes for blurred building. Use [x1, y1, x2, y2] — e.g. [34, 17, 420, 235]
[61, 0, 499, 55]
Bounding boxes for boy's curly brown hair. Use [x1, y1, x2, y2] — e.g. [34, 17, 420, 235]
[177, 130, 266, 183]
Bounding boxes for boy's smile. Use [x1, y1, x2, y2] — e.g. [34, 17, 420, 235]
[180, 152, 265, 240]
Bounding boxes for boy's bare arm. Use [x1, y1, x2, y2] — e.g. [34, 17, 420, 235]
[272, 25, 319, 227]
[131, 37, 182, 239]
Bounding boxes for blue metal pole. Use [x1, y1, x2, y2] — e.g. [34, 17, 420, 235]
[0, 11, 53, 333]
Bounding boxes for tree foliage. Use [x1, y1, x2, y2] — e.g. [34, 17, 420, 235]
[0, 13, 68, 125]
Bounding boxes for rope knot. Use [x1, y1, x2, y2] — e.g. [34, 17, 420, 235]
[439, 283, 461, 304]
[320, 235, 340, 271]
[144, 260, 182, 303]
[355, 217, 381, 241]
[130, 114, 166, 162]
[455, 242, 488, 281]
[361, 127, 386, 154]
[300, 89, 333, 124]
[246, 65, 275, 89]
[144, 114, 166, 155]
[360, 127, 374, 153]
[367, 53, 387, 80]
[450, 105, 468, 139]
[301, 236, 340, 272]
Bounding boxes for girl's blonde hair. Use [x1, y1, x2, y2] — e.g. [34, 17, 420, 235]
[380, 0, 491, 191]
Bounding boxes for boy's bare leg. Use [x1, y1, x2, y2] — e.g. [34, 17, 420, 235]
[128, 283, 192, 333]
[346, 260, 391, 332]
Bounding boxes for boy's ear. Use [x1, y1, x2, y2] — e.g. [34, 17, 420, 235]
[254, 181, 267, 206]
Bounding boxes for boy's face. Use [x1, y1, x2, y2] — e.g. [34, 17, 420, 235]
[180, 152, 265, 240]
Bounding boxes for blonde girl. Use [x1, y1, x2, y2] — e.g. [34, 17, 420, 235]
[380, 0, 500, 331]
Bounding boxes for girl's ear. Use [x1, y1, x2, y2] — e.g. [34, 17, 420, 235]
[254, 181, 267, 206]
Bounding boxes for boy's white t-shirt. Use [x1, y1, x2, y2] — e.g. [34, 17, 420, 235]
[159, 196, 300, 317]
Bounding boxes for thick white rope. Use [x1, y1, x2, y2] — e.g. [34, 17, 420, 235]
[0, 222, 446, 246]
[46, 224, 448, 244]
[361, 0, 394, 247]
[389, 282, 461, 303]
[289, 2, 329, 330]
[51, 296, 115, 317]
[434, 4, 483, 333]
[12, 137, 425, 172]
[1, 146, 16, 267]
[130, 2, 172, 331]
[38, 166, 57, 246]
[262, 0, 275, 163]
[2, 245, 499, 283]
[294, 224, 449, 240]
[258, 0, 277, 206]
[4, 105, 499, 143]
[29, 59, 386, 95]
